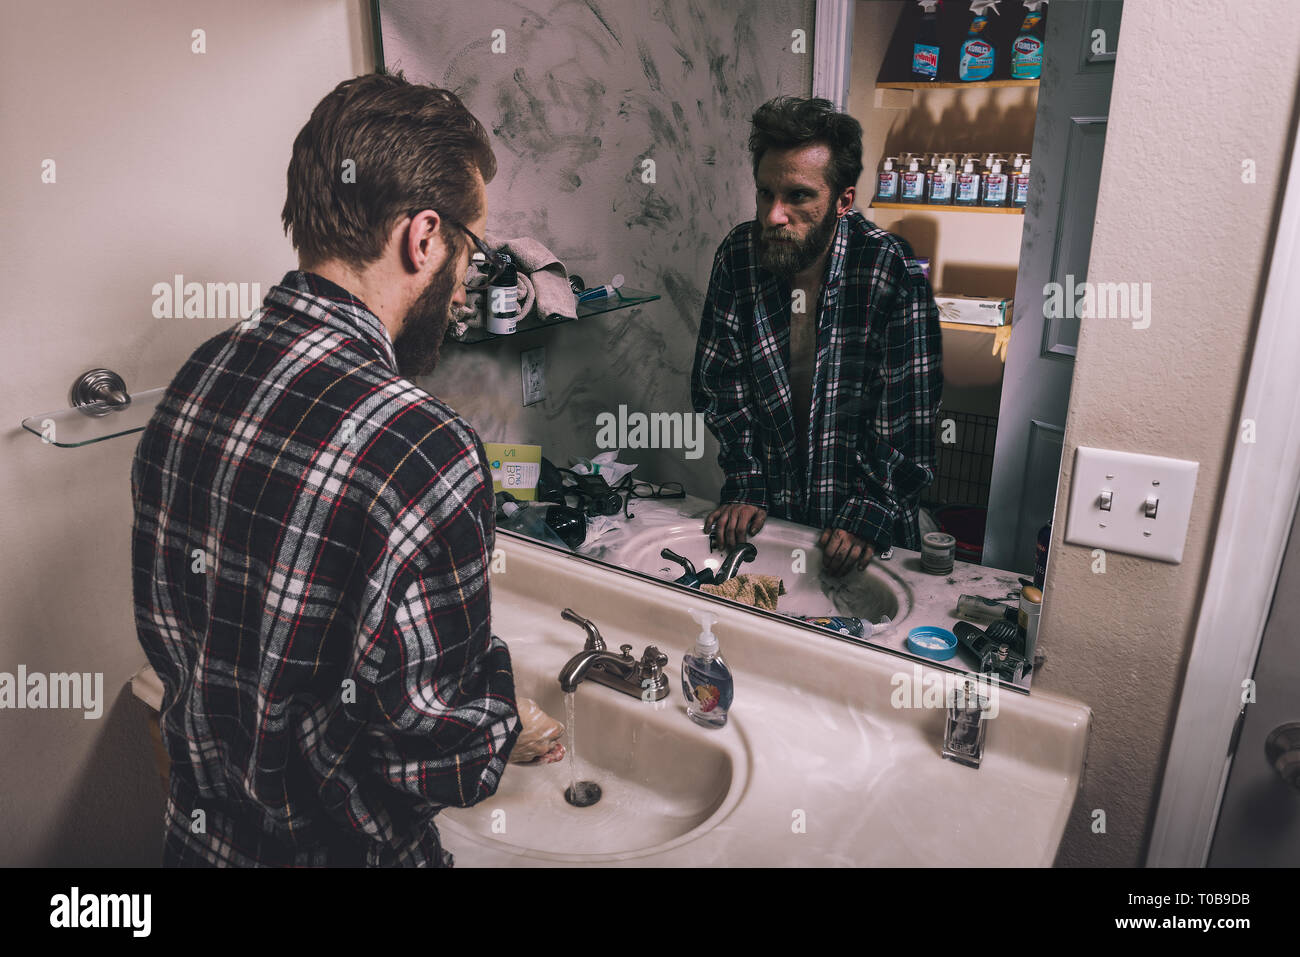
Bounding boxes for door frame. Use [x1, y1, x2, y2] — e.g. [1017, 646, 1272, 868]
[813, 0, 855, 110]
[1145, 101, 1300, 866]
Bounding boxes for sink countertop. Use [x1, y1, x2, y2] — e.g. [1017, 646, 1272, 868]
[569, 492, 1035, 688]
[441, 532, 1091, 867]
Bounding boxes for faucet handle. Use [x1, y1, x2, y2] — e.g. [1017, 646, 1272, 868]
[560, 608, 606, 651]
[639, 645, 669, 672]
[620, 643, 633, 658]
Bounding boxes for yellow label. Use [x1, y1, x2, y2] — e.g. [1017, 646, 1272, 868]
[482, 442, 542, 500]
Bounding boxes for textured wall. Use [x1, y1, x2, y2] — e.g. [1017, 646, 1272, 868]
[380, 0, 814, 492]
[1038, 0, 1300, 866]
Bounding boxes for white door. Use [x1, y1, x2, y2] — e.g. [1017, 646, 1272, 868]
[1207, 486, 1300, 866]
[981, 0, 1123, 572]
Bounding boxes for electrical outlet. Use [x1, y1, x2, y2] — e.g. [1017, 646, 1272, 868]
[1063, 446, 1199, 563]
[521, 347, 545, 406]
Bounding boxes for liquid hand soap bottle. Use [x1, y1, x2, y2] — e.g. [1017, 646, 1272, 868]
[682, 609, 734, 728]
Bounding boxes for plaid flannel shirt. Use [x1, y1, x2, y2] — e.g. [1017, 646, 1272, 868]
[691, 210, 943, 552]
[131, 270, 520, 867]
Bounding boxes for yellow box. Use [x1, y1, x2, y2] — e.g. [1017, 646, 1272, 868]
[482, 443, 542, 500]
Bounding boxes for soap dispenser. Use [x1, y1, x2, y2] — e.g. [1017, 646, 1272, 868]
[682, 609, 734, 728]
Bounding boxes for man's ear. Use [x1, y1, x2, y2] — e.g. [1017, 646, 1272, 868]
[837, 186, 856, 216]
[402, 210, 449, 274]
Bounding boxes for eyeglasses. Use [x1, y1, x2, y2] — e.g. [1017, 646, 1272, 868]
[407, 208, 510, 285]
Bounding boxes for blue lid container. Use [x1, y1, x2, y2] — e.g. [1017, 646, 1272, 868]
[906, 626, 958, 661]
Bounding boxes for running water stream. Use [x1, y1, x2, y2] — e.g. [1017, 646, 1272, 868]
[563, 690, 601, 806]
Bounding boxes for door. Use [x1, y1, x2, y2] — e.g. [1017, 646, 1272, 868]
[981, 0, 1123, 573]
[1207, 486, 1300, 866]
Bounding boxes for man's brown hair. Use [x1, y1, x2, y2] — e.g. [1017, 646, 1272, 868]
[748, 96, 863, 196]
[281, 71, 497, 269]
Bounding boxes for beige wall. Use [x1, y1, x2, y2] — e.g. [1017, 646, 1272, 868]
[1039, 0, 1300, 866]
[0, 0, 372, 865]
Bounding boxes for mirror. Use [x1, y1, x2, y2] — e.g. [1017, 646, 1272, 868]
[376, 0, 1124, 691]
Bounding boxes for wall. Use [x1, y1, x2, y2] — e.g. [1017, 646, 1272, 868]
[0, 0, 372, 865]
[1038, 0, 1300, 866]
[379, 0, 814, 493]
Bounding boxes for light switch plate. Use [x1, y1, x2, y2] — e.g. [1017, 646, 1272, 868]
[1064, 446, 1199, 563]
[521, 347, 545, 406]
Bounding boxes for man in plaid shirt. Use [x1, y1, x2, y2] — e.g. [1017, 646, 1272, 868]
[131, 73, 562, 867]
[692, 96, 943, 574]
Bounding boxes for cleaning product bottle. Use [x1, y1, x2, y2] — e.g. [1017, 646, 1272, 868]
[912, 0, 942, 81]
[954, 157, 981, 206]
[959, 0, 1000, 81]
[900, 157, 927, 203]
[981, 155, 1009, 206]
[876, 155, 900, 202]
[928, 156, 955, 204]
[682, 609, 734, 728]
[1011, 0, 1048, 79]
[1012, 157, 1032, 207]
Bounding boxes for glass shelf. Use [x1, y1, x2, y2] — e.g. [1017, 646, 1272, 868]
[448, 288, 661, 345]
[21, 388, 166, 448]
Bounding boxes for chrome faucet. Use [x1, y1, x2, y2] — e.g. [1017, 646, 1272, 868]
[558, 609, 670, 700]
[714, 542, 757, 583]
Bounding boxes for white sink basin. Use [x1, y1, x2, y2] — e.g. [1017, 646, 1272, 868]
[438, 532, 1092, 866]
[613, 518, 914, 630]
[438, 632, 749, 862]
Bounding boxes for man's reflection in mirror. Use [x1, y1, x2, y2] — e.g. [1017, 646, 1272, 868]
[692, 96, 943, 577]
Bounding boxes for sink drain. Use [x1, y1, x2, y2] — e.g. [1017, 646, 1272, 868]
[564, 781, 602, 807]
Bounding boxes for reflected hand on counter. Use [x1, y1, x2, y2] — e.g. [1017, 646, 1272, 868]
[704, 502, 767, 550]
[819, 528, 874, 577]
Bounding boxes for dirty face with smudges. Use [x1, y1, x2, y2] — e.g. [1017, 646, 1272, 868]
[754, 143, 845, 280]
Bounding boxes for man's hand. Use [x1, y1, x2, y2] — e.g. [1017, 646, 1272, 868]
[508, 696, 566, 765]
[705, 502, 767, 550]
[818, 528, 874, 577]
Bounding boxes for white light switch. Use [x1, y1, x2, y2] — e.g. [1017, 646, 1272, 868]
[521, 347, 545, 406]
[1063, 446, 1199, 563]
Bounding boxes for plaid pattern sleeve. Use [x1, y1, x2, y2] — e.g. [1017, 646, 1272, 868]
[131, 270, 520, 868]
[691, 232, 769, 509]
[831, 239, 943, 551]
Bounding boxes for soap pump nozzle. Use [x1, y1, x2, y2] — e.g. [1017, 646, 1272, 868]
[687, 608, 720, 658]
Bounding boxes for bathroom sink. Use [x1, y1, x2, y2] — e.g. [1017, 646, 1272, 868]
[437, 639, 749, 862]
[613, 519, 913, 631]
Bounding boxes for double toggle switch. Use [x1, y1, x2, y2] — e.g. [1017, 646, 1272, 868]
[1066, 447, 1199, 563]
[1097, 489, 1159, 518]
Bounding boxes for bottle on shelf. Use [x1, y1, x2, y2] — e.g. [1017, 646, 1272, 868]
[876, 155, 901, 202]
[912, 0, 942, 82]
[928, 156, 956, 205]
[959, 0, 1001, 82]
[954, 157, 982, 206]
[1012, 157, 1032, 207]
[900, 157, 927, 203]
[981, 154, 1010, 206]
[1011, 0, 1048, 79]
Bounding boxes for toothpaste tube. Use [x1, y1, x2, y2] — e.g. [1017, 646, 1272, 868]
[792, 615, 867, 638]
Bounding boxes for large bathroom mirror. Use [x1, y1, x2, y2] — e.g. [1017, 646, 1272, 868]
[375, 0, 1125, 692]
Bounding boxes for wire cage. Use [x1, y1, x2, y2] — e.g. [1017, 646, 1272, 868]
[924, 410, 998, 510]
